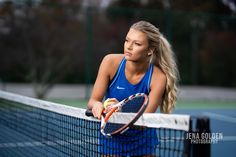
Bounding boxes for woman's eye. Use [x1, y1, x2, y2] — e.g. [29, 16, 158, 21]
[135, 43, 141, 46]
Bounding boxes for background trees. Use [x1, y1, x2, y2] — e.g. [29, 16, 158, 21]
[0, 0, 235, 98]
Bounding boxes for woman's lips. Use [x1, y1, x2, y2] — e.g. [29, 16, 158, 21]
[124, 51, 132, 56]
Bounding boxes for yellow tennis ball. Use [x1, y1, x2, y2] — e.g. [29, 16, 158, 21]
[103, 99, 116, 109]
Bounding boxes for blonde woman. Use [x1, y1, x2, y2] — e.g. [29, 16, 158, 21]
[87, 20, 179, 156]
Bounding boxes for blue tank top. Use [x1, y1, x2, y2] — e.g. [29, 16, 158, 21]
[106, 58, 153, 101]
[102, 58, 157, 156]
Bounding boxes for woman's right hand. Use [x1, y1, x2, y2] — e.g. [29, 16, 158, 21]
[92, 102, 104, 119]
[91, 98, 119, 119]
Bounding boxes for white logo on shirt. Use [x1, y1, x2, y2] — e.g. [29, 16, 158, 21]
[116, 86, 125, 90]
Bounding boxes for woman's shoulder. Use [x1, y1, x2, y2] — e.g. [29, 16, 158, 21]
[102, 53, 124, 67]
[152, 66, 167, 83]
[103, 53, 124, 61]
[101, 53, 124, 79]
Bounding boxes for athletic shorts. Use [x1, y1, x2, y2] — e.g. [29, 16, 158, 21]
[99, 127, 159, 156]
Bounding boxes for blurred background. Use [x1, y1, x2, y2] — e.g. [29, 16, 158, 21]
[0, 0, 236, 156]
[0, 0, 236, 100]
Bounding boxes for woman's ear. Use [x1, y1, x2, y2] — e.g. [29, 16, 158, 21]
[147, 48, 154, 56]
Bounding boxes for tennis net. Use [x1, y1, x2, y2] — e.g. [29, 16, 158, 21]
[0, 90, 209, 157]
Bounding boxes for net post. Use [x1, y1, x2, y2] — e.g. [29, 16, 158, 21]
[183, 118, 192, 157]
[192, 116, 211, 157]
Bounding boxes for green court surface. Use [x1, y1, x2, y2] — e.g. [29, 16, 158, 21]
[49, 99, 88, 108]
[176, 100, 236, 109]
[49, 99, 236, 109]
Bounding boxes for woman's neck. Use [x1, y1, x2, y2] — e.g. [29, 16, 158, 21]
[125, 60, 150, 75]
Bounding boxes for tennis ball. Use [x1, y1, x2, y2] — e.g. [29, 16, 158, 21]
[103, 99, 116, 109]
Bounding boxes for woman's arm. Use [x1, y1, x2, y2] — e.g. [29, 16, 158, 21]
[145, 67, 167, 113]
[87, 54, 123, 118]
[87, 55, 111, 118]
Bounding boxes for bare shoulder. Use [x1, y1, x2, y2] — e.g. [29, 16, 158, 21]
[151, 66, 167, 86]
[102, 54, 124, 79]
[103, 54, 124, 65]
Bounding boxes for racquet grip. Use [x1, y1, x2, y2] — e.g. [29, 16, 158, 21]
[85, 109, 94, 117]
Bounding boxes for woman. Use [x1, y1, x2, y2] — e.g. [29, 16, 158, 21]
[87, 20, 179, 156]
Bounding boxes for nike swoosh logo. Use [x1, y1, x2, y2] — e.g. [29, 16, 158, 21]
[117, 86, 125, 90]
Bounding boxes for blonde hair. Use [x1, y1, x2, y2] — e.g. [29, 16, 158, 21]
[131, 21, 179, 113]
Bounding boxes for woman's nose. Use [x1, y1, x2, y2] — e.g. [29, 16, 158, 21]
[127, 42, 133, 50]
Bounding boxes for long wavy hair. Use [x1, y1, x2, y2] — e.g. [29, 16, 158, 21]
[131, 21, 179, 113]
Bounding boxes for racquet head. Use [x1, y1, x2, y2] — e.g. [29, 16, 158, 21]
[100, 93, 148, 137]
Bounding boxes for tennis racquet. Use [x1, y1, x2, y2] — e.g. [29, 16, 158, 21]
[85, 93, 148, 137]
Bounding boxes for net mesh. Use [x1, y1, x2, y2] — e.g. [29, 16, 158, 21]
[0, 91, 194, 157]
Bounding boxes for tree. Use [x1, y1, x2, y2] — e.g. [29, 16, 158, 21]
[0, 1, 83, 98]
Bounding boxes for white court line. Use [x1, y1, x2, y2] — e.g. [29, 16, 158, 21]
[222, 136, 236, 142]
[203, 112, 236, 124]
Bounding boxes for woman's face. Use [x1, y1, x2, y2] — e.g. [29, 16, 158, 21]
[124, 28, 149, 62]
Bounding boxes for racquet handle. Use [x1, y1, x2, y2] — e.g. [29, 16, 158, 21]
[85, 109, 94, 117]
